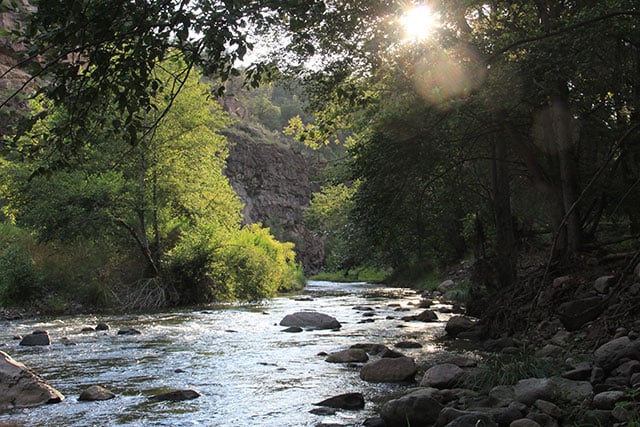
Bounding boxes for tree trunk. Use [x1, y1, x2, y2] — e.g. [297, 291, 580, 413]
[491, 134, 516, 288]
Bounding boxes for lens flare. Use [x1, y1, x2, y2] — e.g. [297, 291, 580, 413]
[400, 5, 439, 41]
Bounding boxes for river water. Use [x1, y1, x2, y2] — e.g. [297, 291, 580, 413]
[0, 281, 455, 426]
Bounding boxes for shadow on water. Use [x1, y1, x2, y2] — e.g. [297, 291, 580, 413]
[0, 280, 456, 426]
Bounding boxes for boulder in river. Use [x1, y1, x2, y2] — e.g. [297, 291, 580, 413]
[19, 331, 51, 346]
[314, 392, 365, 410]
[360, 356, 417, 383]
[117, 327, 142, 335]
[325, 349, 369, 363]
[78, 385, 116, 401]
[445, 316, 475, 337]
[380, 388, 443, 427]
[0, 351, 64, 410]
[279, 311, 341, 330]
[148, 389, 201, 402]
[95, 322, 110, 331]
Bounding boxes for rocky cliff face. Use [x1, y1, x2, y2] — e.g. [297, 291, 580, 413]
[223, 123, 325, 274]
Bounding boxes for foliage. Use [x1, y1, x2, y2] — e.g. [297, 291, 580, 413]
[0, 223, 41, 305]
[310, 266, 390, 283]
[167, 223, 304, 304]
[464, 351, 562, 392]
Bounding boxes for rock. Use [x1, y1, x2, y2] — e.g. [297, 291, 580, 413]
[394, 341, 422, 349]
[594, 336, 640, 371]
[556, 296, 605, 331]
[117, 327, 141, 335]
[350, 343, 389, 355]
[525, 411, 558, 427]
[635, 262, 640, 280]
[380, 389, 443, 427]
[418, 299, 433, 308]
[437, 279, 456, 293]
[78, 385, 116, 401]
[360, 357, 417, 383]
[549, 330, 571, 346]
[488, 385, 515, 407]
[380, 348, 406, 358]
[592, 390, 626, 409]
[353, 305, 374, 311]
[148, 389, 201, 401]
[444, 414, 497, 427]
[594, 275, 616, 293]
[561, 363, 592, 381]
[445, 316, 475, 337]
[416, 309, 438, 322]
[513, 378, 555, 405]
[282, 326, 303, 333]
[0, 351, 64, 410]
[95, 322, 110, 331]
[325, 349, 369, 363]
[510, 420, 541, 427]
[550, 377, 592, 404]
[420, 363, 464, 389]
[314, 392, 365, 410]
[60, 337, 76, 346]
[489, 405, 524, 426]
[81, 327, 95, 332]
[535, 344, 563, 358]
[363, 417, 386, 427]
[309, 407, 337, 415]
[534, 399, 563, 418]
[279, 311, 341, 330]
[19, 331, 51, 346]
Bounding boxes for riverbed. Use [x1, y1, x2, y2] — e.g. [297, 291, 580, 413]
[0, 281, 455, 426]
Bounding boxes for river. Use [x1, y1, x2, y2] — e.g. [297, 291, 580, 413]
[0, 281, 455, 426]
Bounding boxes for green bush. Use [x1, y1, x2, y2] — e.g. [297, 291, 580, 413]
[0, 243, 42, 306]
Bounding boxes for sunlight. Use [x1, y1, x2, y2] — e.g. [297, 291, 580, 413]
[400, 4, 439, 41]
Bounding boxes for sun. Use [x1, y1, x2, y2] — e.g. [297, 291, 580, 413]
[400, 5, 439, 41]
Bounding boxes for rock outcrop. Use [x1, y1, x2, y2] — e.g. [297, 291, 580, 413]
[224, 126, 325, 273]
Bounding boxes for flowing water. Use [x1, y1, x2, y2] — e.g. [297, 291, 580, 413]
[0, 281, 456, 426]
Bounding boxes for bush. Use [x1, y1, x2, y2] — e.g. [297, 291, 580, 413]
[167, 223, 305, 304]
[0, 223, 42, 306]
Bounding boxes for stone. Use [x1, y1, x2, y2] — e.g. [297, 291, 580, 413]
[418, 299, 433, 308]
[489, 406, 524, 426]
[95, 322, 110, 331]
[419, 363, 464, 389]
[394, 341, 422, 349]
[81, 327, 95, 332]
[445, 316, 475, 337]
[350, 343, 389, 355]
[549, 330, 571, 346]
[484, 337, 518, 352]
[325, 349, 369, 363]
[148, 389, 201, 401]
[309, 407, 337, 415]
[556, 296, 605, 331]
[552, 275, 572, 288]
[594, 336, 640, 371]
[594, 275, 616, 293]
[488, 385, 515, 407]
[279, 311, 341, 330]
[561, 363, 592, 381]
[379, 389, 443, 427]
[363, 417, 386, 427]
[526, 411, 558, 427]
[78, 385, 116, 401]
[282, 326, 303, 333]
[592, 390, 626, 410]
[0, 351, 64, 410]
[550, 377, 593, 404]
[117, 327, 141, 335]
[535, 344, 563, 358]
[380, 348, 406, 358]
[353, 305, 374, 311]
[513, 378, 554, 405]
[19, 331, 51, 346]
[444, 414, 497, 427]
[534, 399, 563, 418]
[314, 392, 365, 410]
[509, 420, 541, 427]
[437, 279, 456, 293]
[635, 262, 640, 280]
[416, 309, 438, 322]
[360, 357, 417, 383]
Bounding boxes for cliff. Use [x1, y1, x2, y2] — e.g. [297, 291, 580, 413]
[223, 122, 325, 274]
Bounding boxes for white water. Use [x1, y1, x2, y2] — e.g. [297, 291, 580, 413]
[0, 281, 455, 426]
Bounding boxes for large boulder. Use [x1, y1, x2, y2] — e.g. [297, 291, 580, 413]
[594, 336, 640, 372]
[0, 351, 64, 411]
[420, 363, 465, 389]
[19, 331, 51, 346]
[380, 388, 443, 427]
[148, 389, 201, 401]
[279, 311, 341, 330]
[556, 296, 605, 331]
[360, 357, 417, 383]
[445, 316, 475, 337]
